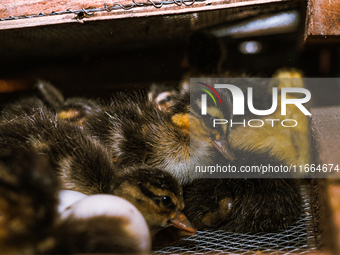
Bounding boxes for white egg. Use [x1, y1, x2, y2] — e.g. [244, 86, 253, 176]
[60, 194, 151, 253]
[58, 190, 88, 213]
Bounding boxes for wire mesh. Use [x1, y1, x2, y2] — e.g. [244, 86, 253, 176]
[153, 185, 318, 254]
[0, 0, 201, 21]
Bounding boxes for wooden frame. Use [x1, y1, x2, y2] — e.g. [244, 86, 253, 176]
[306, 0, 340, 38]
[0, 0, 297, 31]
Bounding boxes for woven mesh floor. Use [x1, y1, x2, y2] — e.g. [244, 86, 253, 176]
[153, 186, 318, 254]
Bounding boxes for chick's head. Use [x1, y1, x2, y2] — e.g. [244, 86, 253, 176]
[171, 85, 235, 162]
[113, 166, 195, 236]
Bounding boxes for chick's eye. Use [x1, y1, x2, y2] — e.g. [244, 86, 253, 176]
[161, 196, 173, 207]
[159, 96, 172, 105]
[208, 115, 219, 128]
[164, 96, 171, 101]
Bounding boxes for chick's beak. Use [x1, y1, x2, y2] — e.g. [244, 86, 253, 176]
[169, 212, 196, 236]
[211, 136, 235, 161]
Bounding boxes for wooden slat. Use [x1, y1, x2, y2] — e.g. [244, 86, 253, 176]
[306, 0, 340, 38]
[0, 0, 294, 31]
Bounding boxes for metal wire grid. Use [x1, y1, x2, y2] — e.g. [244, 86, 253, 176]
[0, 0, 201, 22]
[153, 186, 318, 254]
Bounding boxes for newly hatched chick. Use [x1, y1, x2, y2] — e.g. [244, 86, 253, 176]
[152, 80, 302, 233]
[0, 147, 59, 254]
[0, 109, 194, 238]
[57, 168, 195, 245]
[84, 88, 234, 185]
[182, 146, 302, 233]
[35, 80, 103, 126]
[0, 80, 64, 121]
[113, 166, 195, 236]
[178, 68, 311, 167]
[0, 80, 103, 128]
[0, 147, 151, 254]
[229, 68, 311, 167]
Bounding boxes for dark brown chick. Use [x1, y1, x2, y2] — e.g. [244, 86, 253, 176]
[0, 109, 194, 238]
[0, 147, 148, 254]
[0, 80, 64, 121]
[84, 87, 234, 185]
[113, 166, 195, 236]
[182, 146, 302, 233]
[146, 82, 302, 233]
[0, 80, 103, 128]
[0, 147, 59, 254]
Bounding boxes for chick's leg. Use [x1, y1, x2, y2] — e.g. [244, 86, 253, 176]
[195, 197, 233, 229]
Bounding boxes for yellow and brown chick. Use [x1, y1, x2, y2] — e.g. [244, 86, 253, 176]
[229, 68, 311, 167]
[149, 80, 303, 233]
[176, 68, 311, 168]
